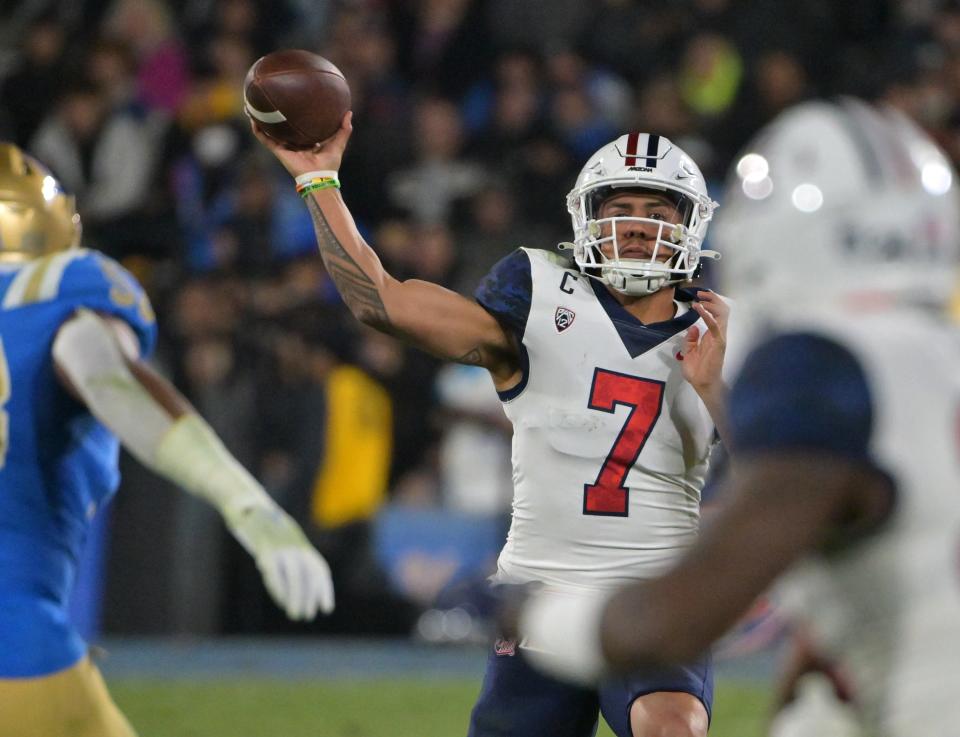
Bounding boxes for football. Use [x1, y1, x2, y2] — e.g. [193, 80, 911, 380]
[243, 49, 351, 149]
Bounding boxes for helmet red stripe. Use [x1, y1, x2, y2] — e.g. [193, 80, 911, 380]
[624, 132, 640, 167]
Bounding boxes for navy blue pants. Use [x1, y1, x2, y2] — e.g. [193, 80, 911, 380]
[467, 640, 713, 737]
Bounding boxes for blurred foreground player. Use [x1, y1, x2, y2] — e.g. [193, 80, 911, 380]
[516, 98, 960, 737]
[0, 144, 334, 737]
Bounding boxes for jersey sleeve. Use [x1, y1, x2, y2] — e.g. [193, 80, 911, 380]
[474, 248, 533, 342]
[58, 251, 158, 358]
[728, 332, 875, 461]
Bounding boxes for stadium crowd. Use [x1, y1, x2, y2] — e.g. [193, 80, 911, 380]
[1, 0, 957, 636]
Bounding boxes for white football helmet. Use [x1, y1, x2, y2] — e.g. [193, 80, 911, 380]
[713, 98, 960, 311]
[565, 133, 719, 296]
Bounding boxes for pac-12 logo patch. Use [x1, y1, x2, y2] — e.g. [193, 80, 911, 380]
[555, 306, 575, 333]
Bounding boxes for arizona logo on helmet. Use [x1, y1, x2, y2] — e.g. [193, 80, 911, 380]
[554, 306, 575, 333]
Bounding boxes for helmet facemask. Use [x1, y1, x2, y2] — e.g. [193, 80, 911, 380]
[564, 134, 718, 297]
[574, 187, 705, 295]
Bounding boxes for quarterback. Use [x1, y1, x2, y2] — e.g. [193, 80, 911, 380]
[516, 99, 960, 737]
[252, 111, 728, 737]
[0, 144, 334, 737]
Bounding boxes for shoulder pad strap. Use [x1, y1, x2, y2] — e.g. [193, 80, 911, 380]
[1, 249, 87, 309]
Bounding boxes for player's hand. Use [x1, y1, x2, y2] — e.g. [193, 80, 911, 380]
[680, 290, 729, 394]
[226, 503, 335, 619]
[248, 110, 353, 178]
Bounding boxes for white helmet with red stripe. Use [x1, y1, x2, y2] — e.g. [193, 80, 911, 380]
[565, 132, 719, 296]
[713, 98, 960, 310]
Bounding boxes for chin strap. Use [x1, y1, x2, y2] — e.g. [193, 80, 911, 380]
[700, 249, 722, 261]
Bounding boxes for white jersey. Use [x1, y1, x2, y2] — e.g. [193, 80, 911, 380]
[475, 247, 721, 592]
[732, 306, 960, 737]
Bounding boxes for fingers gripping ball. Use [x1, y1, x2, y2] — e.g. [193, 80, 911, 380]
[243, 49, 351, 149]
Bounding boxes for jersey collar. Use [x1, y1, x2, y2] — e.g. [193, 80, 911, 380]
[589, 280, 702, 358]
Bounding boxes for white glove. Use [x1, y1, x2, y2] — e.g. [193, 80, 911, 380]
[150, 413, 335, 620]
[226, 502, 335, 620]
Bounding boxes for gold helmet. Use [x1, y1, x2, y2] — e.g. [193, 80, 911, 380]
[0, 143, 81, 262]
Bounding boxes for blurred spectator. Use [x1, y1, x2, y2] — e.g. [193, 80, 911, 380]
[486, 0, 591, 57]
[102, 0, 190, 114]
[0, 15, 68, 146]
[694, 0, 842, 93]
[633, 74, 695, 141]
[577, 0, 687, 81]
[358, 329, 442, 490]
[30, 81, 161, 258]
[178, 32, 253, 132]
[308, 346, 392, 532]
[931, 2, 960, 54]
[85, 36, 143, 116]
[546, 48, 633, 131]
[510, 132, 579, 232]
[181, 335, 258, 465]
[183, 0, 285, 60]
[369, 217, 418, 280]
[387, 96, 486, 223]
[463, 47, 546, 146]
[435, 364, 512, 517]
[932, 51, 960, 132]
[715, 48, 811, 165]
[753, 50, 811, 117]
[281, 0, 336, 50]
[678, 32, 744, 121]
[631, 73, 717, 178]
[166, 274, 246, 377]
[548, 72, 620, 161]
[452, 184, 557, 294]
[329, 9, 413, 227]
[389, 0, 491, 98]
[193, 150, 314, 272]
[409, 221, 459, 287]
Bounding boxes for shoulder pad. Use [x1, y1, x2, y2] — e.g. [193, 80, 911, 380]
[0, 249, 89, 309]
[522, 247, 575, 269]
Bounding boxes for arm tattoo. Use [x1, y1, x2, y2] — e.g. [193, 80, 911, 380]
[306, 198, 391, 330]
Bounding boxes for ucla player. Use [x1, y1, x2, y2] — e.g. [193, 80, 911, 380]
[250, 110, 729, 737]
[0, 144, 335, 737]
[514, 98, 960, 737]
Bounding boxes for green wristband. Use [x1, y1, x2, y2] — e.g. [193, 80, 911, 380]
[298, 179, 341, 197]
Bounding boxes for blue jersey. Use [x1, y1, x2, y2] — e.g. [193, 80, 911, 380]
[0, 249, 156, 677]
